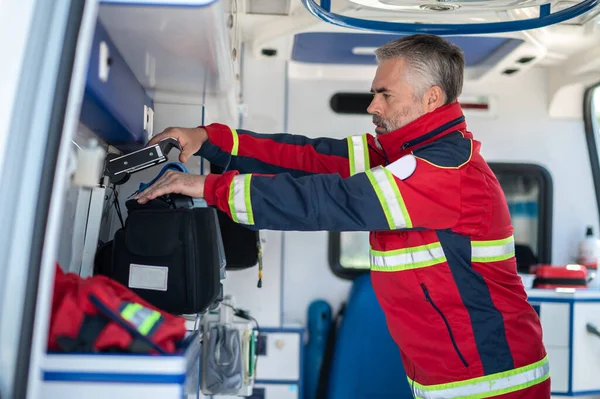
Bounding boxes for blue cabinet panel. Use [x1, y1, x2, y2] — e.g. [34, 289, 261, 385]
[80, 20, 152, 151]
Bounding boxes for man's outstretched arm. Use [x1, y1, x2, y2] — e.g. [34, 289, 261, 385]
[201, 163, 461, 232]
[134, 148, 464, 232]
[147, 124, 379, 178]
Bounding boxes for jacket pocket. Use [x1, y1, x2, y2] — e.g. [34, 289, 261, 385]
[420, 283, 469, 368]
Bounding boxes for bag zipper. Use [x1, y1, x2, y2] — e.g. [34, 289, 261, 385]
[420, 283, 469, 368]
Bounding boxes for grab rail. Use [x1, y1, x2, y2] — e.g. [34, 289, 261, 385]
[301, 0, 600, 35]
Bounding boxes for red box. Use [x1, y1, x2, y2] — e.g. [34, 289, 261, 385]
[532, 265, 588, 289]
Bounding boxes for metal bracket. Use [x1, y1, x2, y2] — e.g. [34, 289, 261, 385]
[103, 137, 182, 185]
[301, 0, 600, 35]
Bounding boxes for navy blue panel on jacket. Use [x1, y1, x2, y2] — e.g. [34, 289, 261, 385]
[198, 141, 319, 177]
[245, 173, 390, 232]
[196, 140, 232, 169]
[436, 229, 515, 375]
[238, 129, 349, 159]
[198, 129, 350, 176]
[412, 132, 472, 168]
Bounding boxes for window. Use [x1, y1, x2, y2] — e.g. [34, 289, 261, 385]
[584, 85, 600, 223]
[329, 163, 553, 279]
[490, 163, 553, 272]
[330, 93, 372, 115]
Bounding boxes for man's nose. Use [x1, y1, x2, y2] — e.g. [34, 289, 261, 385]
[367, 97, 380, 115]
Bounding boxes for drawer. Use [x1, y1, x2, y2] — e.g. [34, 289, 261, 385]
[546, 346, 569, 394]
[212, 384, 299, 399]
[41, 331, 201, 399]
[538, 302, 570, 347]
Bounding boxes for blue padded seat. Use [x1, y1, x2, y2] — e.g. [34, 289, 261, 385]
[326, 274, 414, 399]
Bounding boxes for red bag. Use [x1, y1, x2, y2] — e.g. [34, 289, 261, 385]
[48, 264, 186, 354]
[532, 264, 588, 289]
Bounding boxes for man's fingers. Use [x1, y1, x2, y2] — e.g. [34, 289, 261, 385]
[146, 131, 167, 147]
[134, 172, 205, 203]
[135, 172, 183, 203]
[179, 148, 195, 164]
[137, 182, 170, 203]
[146, 129, 185, 148]
[135, 174, 168, 200]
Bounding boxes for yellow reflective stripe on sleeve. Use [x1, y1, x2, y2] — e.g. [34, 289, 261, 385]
[230, 128, 240, 156]
[365, 166, 412, 229]
[370, 242, 446, 272]
[347, 134, 370, 176]
[120, 302, 163, 336]
[228, 174, 255, 225]
[471, 236, 515, 262]
[407, 356, 549, 399]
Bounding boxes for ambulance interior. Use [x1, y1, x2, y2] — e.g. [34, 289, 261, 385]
[4, 0, 600, 398]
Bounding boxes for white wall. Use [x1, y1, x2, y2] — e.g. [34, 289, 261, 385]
[144, 48, 290, 328]
[465, 69, 600, 264]
[281, 66, 600, 325]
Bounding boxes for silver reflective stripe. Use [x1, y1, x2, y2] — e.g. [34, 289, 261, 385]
[348, 135, 369, 176]
[366, 167, 411, 229]
[229, 174, 254, 225]
[472, 236, 515, 262]
[352, 136, 366, 174]
[410, 357, 549, 399]
[371, 243, 446, 272]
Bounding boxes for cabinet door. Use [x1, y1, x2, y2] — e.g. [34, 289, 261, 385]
[0, 1, 98, 398]
[80, 20, 152, 149]
[256, 332, 301, 381]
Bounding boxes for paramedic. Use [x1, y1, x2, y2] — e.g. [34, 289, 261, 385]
[136, 34, 550, 398]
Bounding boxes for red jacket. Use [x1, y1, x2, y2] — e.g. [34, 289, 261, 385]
[49, 264, 187, 354]
[199, 102, 549, 398]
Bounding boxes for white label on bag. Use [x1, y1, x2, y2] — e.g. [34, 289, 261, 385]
[129, 264, 168, 291]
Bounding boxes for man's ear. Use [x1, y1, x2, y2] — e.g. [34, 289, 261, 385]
[423, 86, 445, 112]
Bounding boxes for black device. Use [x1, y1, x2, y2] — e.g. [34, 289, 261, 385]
[104, 137, 182, 185]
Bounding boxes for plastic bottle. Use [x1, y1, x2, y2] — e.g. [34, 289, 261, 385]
[577, 226, 599, 270]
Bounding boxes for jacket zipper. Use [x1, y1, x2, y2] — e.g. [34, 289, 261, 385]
[420, 283, 469, 368]
[401, 116, 465, 150]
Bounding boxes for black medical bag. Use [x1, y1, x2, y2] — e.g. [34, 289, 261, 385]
[94, 194, 223, 315]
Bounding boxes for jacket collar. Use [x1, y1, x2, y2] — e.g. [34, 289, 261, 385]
[375, 102, 467, 161]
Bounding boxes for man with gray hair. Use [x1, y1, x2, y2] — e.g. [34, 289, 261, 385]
[137, 34, 550, 398]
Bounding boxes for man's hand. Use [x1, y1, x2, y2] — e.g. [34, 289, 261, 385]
[147, 127, 208, 164]
[134, 171, 207, 204]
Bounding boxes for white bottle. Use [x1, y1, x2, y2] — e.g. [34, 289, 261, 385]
[577, 226, 599, 270]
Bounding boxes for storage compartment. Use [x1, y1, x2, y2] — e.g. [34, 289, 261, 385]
[80, 20, 153, 151]
[80, 0, 238, 152]
[527, 290, 600, 395]
[40, 1, 242, 397]
[41, 331, 202, 399]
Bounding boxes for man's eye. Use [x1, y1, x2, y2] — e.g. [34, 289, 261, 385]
[383, 93, 390, 99]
